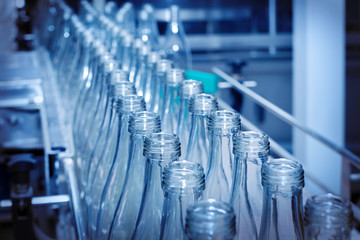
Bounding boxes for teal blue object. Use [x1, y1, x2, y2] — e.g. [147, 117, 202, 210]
[185, 70, 218, 94]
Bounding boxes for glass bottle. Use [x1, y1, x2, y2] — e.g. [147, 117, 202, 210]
[161, 68, 185, 133]
[143, 4, 160, 51]
[230, 131, 270, 239]
[177, 80, 204, 158]
[163, 5, 192, 70]
[304, 193, 353, 240]
[86, 95, 146, 238]
[159, 160, 205, 240]
[142, 51, 160, 107]
[137, 8, 159, 49]
[131, 133, 181, 240]
[96, 111, 161, 240]
[203, 110, 241, 202]
[149, 59, 173, 114]
[120, 33, 134, 72]
[186, 94, 218, 171]
[259, 158, 305, 240]
[129, 38, 143, 82]
[185, 199, 236, 240]
[80, 77, 134, 191]
[134, 44, 151, 95]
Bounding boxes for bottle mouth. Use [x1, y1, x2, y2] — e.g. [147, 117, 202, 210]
[122, 34, 134, 47]
[162, 160, 205, 193]
[103, 59, 119, 73]
[139, 44, 151, 56]
[110, 82, 136, 98]
[207, 110, 241, 135]
[132, 38, 143, 51]
[110, 69, 129, 83]
[188, 93, 218, 115]
[261, 158, 304, 189]
[128, 111, 161, 135]
[157, 59, 173, 73]
[166, 68, 185, 85]
[233, 131, 270, 158]
[116, 95, 146, 113]
[305, 193, 353, 228]
[143, 132, 181, 161]
[147, 52, 160, 64]
[179, 80, 204, 99]
[185, 199, 236, 239]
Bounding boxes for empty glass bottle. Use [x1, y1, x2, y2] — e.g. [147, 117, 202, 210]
[131, 133, 181, 240]
[137, 8, 159, 49]
[259, 158, 305, 240]
[185, 199, 236, 240]
[142, 51, 160, 107]
[305, 193, 353, 240]
[87, 95, 145, 238]
[161, 68, 185, 133]
[177, 80, 203, 158]
[186, 94, 218, 170]
[121, 34, 134, 72]
[129, 39, 143, 82]
[96, 111, 161, 240]
[149, 59, 173, 114]
[163, 5, 192, 70]
[159, 160, 205, 240]
[203, 110, 241, 202]
[134, 44, 151, 95]
[230, 131, 270, 239]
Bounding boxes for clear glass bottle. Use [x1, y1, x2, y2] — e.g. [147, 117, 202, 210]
[186, 94, 218, 172]
[86, 95, 145, 238]
[149, 59, 173, 114]
[120, 33, 134, 72]
[259, 158, 305, 240]
[163, 5, 192, 70]
[161, 68, 185, 133]
[143, 4, 160, 50]
[137, 8, 159, 49]
[129, 38, 143, 82]
[177, 80, 203, 158]
[185, 199, 236, 240]
[142, 51, 160, 107]
[230, 131, 270, 239]
[131, 133, 181, 240]
[96, 111, 161, 240]
[203, 110, 241, 202]
[134, 44, 151, 95]
[159, 160, 205, 240]
[80, 76, 134, 191]
[305, 193, 353, 240]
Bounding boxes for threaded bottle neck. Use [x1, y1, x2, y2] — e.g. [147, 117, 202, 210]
[185, 199, 236, 240]
[166, 68, 185, 85]
[305, 193, 353, 229]
[128, 111, 161, 135]
[110, 81, 136, 99]
[110, 69, 129, 84]
[143, 133, 181, 161]
[116, 95, 146, 113]
[261, 158, 305, 191]
[157, 59, 173, 73]
[188, 93, 218, 116]
[233, 131, 270, 159]
[179, 80, 204, 99]
[207, 110, 241, 135]
[162, 160, 205, 194]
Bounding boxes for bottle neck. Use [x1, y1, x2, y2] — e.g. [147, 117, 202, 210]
[259, 187, 304, 239]
[204, 133, 233, 202]
[162, 84, 180, 133]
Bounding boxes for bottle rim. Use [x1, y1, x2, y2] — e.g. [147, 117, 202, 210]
[147, 51, 160, 64]
[188, 93, 218, 115]
[110, 82, 136, 99]
[143, 132, 181, 161]
[157, 59, 173, 72]
[179, 80, 204, 99]
[166, 68, 185, 85]
[233, 131, 270, 157]
[261, 158, 305, 189]
[162, 160, 205, 193]
[305, 193, 353, 228]
[116, 95, 146, 113]
[185, 199, 236, 239]
[110, 69, 129, 83]
[128, 111, 161, 135]
[207, 110, 241, 135]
